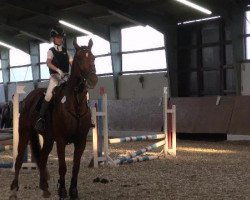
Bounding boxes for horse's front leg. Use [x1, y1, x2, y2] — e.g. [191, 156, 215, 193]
[56, 140, 67, 199]
[38, 138, 54, 198]
[69, 136, 88, 200]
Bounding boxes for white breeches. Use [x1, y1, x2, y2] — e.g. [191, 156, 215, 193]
[44, 74, 61, 102]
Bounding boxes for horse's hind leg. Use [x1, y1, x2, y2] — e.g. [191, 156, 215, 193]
[10, 131, 29, 200]
[38, 138, 54, 198]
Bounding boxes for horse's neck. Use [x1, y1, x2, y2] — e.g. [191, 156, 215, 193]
[63, 60, 85, 102]
[65, 72, 85, 101]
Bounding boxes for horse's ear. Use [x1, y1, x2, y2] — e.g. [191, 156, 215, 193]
[88, 39, 93, 50]
[73, 38, 80, 50]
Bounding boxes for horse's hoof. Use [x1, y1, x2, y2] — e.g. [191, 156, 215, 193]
[42, 190, 51, 198]
[58, 187, 68, 199]
[9, 194, 17, 200]
[70, 197, 80, 200]
[9, 188, 18, 200]
[69, 187, 78, 200]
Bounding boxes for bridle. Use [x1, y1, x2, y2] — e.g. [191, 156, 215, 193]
[73, 46, 94, 80]
[72, 46, 94, 94]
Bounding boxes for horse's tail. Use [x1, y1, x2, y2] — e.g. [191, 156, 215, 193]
[29, 132, 41, 168]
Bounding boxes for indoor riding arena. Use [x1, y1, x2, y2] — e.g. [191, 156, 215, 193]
[0, 1, 250, 200]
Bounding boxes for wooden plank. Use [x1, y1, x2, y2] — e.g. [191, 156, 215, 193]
[193, 96, 234, 133]
[171, 97, 200, 133]
[228, 96, 250, 135]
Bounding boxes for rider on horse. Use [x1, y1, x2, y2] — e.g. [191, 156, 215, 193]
[35, 26, 97, 132]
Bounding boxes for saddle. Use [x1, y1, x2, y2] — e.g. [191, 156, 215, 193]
[34, 82, 67, 113]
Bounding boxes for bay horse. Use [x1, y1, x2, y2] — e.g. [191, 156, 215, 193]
[10, 39, 95, 200]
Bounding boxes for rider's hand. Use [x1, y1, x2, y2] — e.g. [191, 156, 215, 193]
[56, 68, 64, 79]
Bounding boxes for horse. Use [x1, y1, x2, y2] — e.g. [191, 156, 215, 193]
[10, 39, 96, 200]
[1, 101, 12, 128]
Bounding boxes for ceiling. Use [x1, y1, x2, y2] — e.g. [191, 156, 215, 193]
[0, 0, 247, 53]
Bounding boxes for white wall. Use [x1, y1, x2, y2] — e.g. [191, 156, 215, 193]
[1, 72, 169, 102]
[89, 72, 168, 100]
[119, 72, 168, 99]
[88, 76, 116, 100]
[241, 62, 250, 95]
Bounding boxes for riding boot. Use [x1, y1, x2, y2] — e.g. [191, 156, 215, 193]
[35, 100, 50, 132]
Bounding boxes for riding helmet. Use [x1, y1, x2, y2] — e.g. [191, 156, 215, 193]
[50, 26, 66, 38]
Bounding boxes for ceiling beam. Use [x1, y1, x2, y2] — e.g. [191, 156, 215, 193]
[18, 31, 49, 43]
[197, 1, 232, 21]
[0, 16, 49, 43]
[2, 0, 110, 40]
[0, 32, 30, 53]
[89, 0, 177, 32]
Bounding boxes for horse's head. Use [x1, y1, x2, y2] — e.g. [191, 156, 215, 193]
[72, 39, 95, 78]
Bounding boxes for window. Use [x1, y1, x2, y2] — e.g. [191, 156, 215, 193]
[77, 35, 112, 74]
[39, 43, 53, 79]
[0, 70, 3, 83]
[122, 26, 165, 51]
[10, 66, 33, 82]
[10, 49, 31, 66]
[121, 25, 166, 72]
[40, 42, 53, 62]
[246, 11, 250, 59]
[40, 64, 50, 79]
[95, 56, 113, 74]
[122, 50, 166, 71]
[77, 35, 110, 55]
[0, 61, 2, 83]
[9, 49, 33, 82]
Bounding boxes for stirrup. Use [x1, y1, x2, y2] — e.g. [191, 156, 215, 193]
[35, 118, 45, 132]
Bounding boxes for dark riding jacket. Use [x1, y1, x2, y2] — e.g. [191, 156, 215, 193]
[49, 47, 69, 74]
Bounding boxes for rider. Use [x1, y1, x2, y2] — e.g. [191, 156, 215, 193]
[35, 26, 98, 132]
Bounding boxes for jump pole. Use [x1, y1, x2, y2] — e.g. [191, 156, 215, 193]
[126, 155, 159, 164]
[113, 140, 166, 165]
[109, 134, 166, 144]
[0, 145, 13, 152]
[92, 93, 114, 168]
[163, 87, 176, 157]
[92, 87, 176, 167]
[91, 107, 98, 168]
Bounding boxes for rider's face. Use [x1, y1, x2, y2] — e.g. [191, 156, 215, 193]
[53, 36, 63, 46]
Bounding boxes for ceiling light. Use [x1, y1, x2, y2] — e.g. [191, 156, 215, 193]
[178, 16, 220, 25]
[59, 20, 93, 36]
[175, 0, 212, 15]
[0, 41, 16, 49]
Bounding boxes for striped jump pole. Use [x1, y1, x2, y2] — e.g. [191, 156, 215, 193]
[109, 134, 166, 144]
[114, 140, 165, 165]
[0, 128, 13, 133]
[0, 163, 13, 168]
[126, 155, 159, 164]
[0, 135, 13, 141]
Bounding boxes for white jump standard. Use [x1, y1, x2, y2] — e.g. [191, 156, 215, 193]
[0, 85, 37, 170]
[91, 87, 177, 168]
